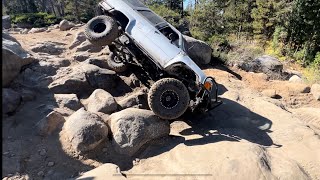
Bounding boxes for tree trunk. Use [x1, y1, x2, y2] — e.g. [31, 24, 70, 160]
[27, 0, 38, 13]
[53, 0, 62, 17]
[40, 0, 47, 12]
[60, 0, 65, 16]
[74, 0, 80, 23]
[3, 0, 8, 14]
[20, 0, 28, 13]
[181, 0, 184, 18]
[49, 0, 57, 16]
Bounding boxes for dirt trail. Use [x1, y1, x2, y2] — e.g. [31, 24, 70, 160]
[2, 29, 320, 180]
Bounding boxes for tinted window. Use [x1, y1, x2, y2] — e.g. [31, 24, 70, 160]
[125, 0, 147, 8]
[138, 10, 165, 25]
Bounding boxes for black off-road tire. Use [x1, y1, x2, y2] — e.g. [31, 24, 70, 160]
[148, 78, 190, 120]
[85, 15, 119, 46]
[107, 52, 128, 73]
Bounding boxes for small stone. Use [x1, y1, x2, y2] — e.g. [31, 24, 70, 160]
[39, 149, 47, 156]
[289, 75, 303, 83]
[133, 158, 140, 166]
[262, 89, 277, 98]
[59, 19, 75, 31]
[37, 171, 44, 177]
[87, 89, 118, 114]
[47, 161, 55, 167]
[36, 111, 65, 136]
[66, 33, 72, 36]
[311, 84, 320, 101]
[287, 83, 311, 94]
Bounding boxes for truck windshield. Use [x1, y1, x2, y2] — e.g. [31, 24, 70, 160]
[137, 10, 165, 26]
[125, 0, 147, 8]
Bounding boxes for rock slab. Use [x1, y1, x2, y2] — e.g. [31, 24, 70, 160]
[76, 163, 125, 180]
[2, 88, 21, 114]
[49, 63, 119, 94]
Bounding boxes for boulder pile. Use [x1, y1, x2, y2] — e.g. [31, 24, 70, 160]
[2, 30, 170, 160]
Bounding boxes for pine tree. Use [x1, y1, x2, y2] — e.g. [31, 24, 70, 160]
[189, 0, 223, 41]
[222, 0, 255, 39]
[287, 0, 320, 64]
[251, 0, 277, 42]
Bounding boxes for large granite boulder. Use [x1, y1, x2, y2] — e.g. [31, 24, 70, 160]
[63, 108, 109, 153]
[108, 108, 170, 156]
[183, 35, 212, 65]
[2, 15, 11, 29]
[2, 33, 36, 87]
[59, 20, 75, 31]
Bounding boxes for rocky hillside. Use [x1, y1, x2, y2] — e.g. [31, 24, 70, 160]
[2, 22, 320, 180]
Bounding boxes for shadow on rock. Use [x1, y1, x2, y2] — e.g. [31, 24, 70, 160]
[136, 98, 279, 163]
[181, 98, 276, 147]
[203, 62, 243, 80]
[217, 83, 228, 95]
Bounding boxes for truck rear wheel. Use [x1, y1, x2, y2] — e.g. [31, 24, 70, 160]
[85, 15, 119, 46]
[107, 51, 128, 73]
[148, 78, 190, 120]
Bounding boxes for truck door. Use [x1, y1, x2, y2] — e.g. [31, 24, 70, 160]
[133, 10, 181, 67]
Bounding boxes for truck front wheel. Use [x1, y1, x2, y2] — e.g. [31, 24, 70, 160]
[148, 78, 190, 120]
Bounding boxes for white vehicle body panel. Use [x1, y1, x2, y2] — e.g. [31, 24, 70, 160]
[99, 0, 208, 83]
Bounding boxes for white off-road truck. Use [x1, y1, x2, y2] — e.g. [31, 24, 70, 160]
[84, 0, 221, 119]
